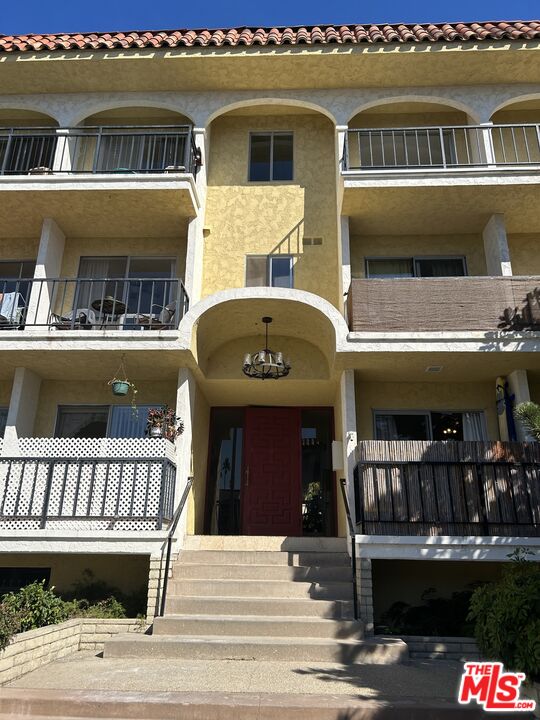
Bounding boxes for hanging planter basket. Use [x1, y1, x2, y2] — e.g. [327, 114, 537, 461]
[111, 380, 130, 396]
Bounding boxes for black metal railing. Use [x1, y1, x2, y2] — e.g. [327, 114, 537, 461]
[158, 476, 194, 617]
[339, 478, 359, 620]
[0, 456, 176, 529]
[354, 454, 540, 537]
[344, 123, 540, 170]
[0, 125, 200, 176]
[0, 277, 189, 330]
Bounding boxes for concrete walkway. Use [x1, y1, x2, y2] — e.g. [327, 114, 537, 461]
[10, 650, 463, 699]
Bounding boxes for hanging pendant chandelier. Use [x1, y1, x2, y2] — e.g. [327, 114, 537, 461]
[243, 317, 291, 380]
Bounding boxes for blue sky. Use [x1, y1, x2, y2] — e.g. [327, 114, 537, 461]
[1, 1, 539, 35]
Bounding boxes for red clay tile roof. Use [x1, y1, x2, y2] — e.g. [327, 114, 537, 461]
[0, 21, 539, 52]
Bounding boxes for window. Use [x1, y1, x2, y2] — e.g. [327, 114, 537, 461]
[55, 405, 164, 439]
[249, 133, 293, 181]
[0, 133, 57, 174]
[0, 260, 36, 312]
[0, 407, 8, 438]
[366, 256, 466, 279]
[374, 410, 487, 441]
[245, 255, 293, 289]
[0, 567, 51, 595]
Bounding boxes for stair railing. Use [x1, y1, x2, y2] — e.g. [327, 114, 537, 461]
[339, 478, 359, 620]
[158, 476, 194, 617]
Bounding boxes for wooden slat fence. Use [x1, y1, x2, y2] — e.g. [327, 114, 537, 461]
[354, 441, 540, 537]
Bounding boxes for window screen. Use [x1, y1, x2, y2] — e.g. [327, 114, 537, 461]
[366, 259, 414, 279]
[375, 413, 430, 441]
[245, 256, 268, 287]
[270, 256, 293, 288]
[414, 258, 466, 277]
[55, 406, 109, 439]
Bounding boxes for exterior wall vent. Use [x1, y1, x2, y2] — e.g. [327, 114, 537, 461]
[425, 366, 443, 373]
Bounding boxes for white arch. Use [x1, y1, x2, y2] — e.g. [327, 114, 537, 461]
[178, 287, 349, 352]
[0, 104, 59, 125]
[490, 93, 540, 119]
[70, 101, 195, 127]
[206, 97, 337, 127]
[347, 95, 479, 124]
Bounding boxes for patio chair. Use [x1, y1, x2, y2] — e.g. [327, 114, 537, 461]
[0, 292, 26, 329]
[134, 301, 177, 330]
[49, 308, 95, 330]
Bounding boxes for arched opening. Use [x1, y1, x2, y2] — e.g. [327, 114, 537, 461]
[490, 98, 540, 167]
[0, 109, 59, 176]
[182, 289, 347, 538]
[72, 106, 195, 175]
[347, 100, 476, 169]
[203, 102, 340, 307]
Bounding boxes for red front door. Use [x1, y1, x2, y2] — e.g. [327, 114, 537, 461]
[242, 407, 302, 536]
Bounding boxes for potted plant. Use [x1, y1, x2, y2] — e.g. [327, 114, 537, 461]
[146, 406, 184, 441]
[108, 356, 138, 414]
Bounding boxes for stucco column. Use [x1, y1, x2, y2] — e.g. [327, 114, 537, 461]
[340, 369, 358, 526]
[184, 127, 208, 305]
[26, 218, 66, 325]
[483, 214, 512, 276]
[51, 128, 75, 172]
[476, 121, 496, 166]
[507, 369, 532, 441]
[3, 368, 42, 455]
[340, 216, 351, 319]
[174, 367, 197, 541]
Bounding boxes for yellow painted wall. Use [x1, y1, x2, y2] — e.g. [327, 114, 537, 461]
[350, 234, 486, 277]
[491, 109, 540, 124]
[189, 384, 211, 534]
[33, 380, 176, 436]
[0, 237, 39, 260]
[333, 382, 346, 537]
[508, 234, 540, 276]
[355, 378, 498, 440]
[0, 553, 149, 596]
[349, 110, 467, 129]
[0, 381, 12, 407]
[202, 113, 340, 307]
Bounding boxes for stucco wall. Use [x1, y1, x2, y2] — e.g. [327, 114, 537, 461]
[508, 234, 540, 276]
[0, 382, 12, 408]
[350, 234, 487, 278]
[349, 109, 468, 129]
[33, 379, 177, 437]
[0, 237, 39, 260]
[189, 385, 211, 534]
[202, 113, 340, 307]
[355, 378, 498, 440]
[0, 552, 149, 595]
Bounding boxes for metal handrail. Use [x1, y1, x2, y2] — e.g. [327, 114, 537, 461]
[158, 476, 194, 617]
[339, 478, 359, 621]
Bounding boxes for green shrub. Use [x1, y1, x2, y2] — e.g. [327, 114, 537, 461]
[0, 601, 21, 651]
[68, 596, 126, 619]
[379, 587, 475, 636]
[2, 581, 68, 633]
[61, 569, 145, 617]
[468, 553, 540, 681]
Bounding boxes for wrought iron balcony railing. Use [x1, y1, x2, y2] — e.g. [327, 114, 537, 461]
[354, 440, 540, 537]
[344, 123, 540, 170]
[0, 125, 200, 176]
[0, 277, 189, 330]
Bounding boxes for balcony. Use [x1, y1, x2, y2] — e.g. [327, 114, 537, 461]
[0, 126, 201, 236]
[353, 440, 540, 537]
[0, 438, 176, 532]
[0, 277, 189, 331]
[347, 276, 540, 333]
[344, 124, 540, 172]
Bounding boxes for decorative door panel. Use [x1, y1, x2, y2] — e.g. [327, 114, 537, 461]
[242, 407, 302, 536]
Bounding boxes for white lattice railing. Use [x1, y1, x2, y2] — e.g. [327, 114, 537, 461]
[0, 438, 177, 532]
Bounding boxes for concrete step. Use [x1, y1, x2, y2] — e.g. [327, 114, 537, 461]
[153, 614, 364, 639]
[0, 689, 486, 719]
[183, 536, 348, 552]
[104, 633, 408, 664]
[177, 550, 351, 567]
[167, 578, 353, 600]
[165, 595, 354, 618]
[172, 563, 352, 581]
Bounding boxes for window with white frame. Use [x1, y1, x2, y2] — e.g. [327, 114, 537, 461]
[374, 410, 487, 441]
[365, 256, 466, 279]
[55, 405, 164, 439]
[245, 255, 294, 289]
[249, 133, 293, 181]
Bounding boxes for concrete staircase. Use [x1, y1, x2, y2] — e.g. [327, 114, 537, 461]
[105, 536, 408, 664]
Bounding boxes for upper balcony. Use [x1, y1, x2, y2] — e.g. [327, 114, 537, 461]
[347, 276, 540, 334]
[0, 107, 201, 236]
